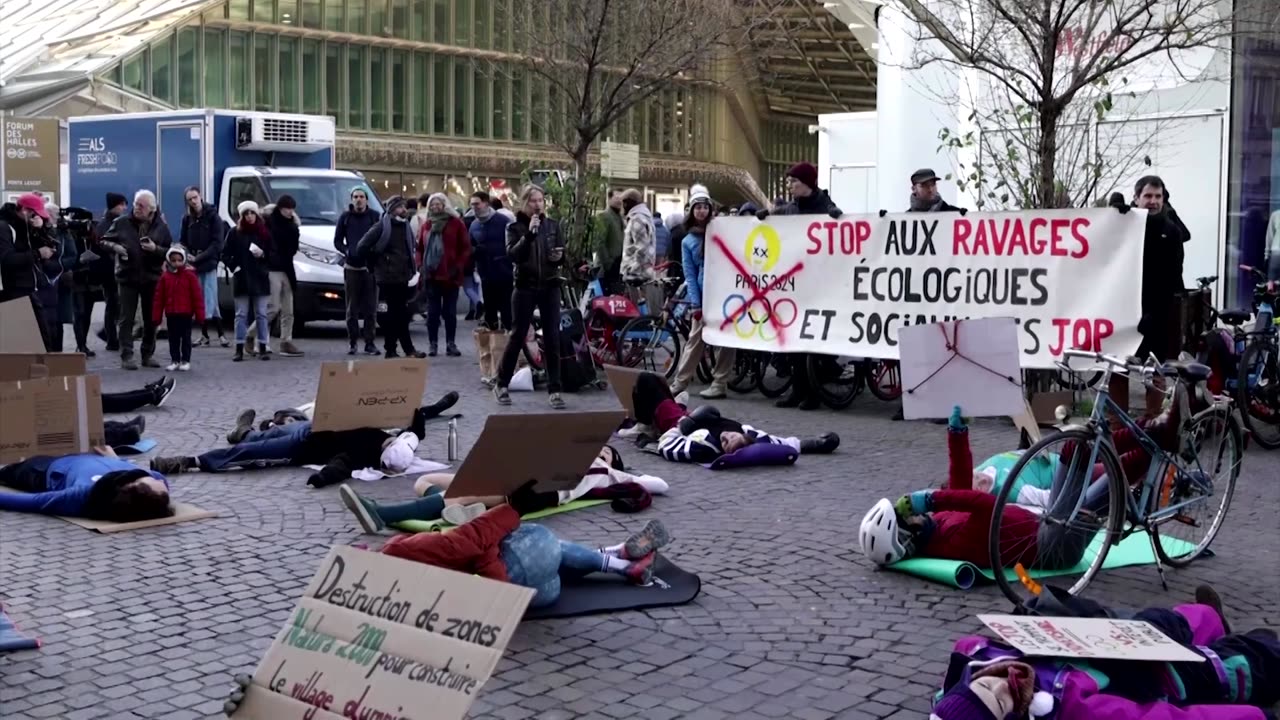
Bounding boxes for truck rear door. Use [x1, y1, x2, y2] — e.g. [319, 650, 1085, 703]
[157, 120, 207, 225]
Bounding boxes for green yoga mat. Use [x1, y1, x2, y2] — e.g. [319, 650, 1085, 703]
[888, 533, 1200, 590]
[392, 499, 610, 533]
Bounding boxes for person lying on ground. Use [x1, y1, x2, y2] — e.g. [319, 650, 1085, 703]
[340, 445, 670, 533]
[931, 584, 1279, 720]
[380, 481, 673, 606]
[858, 399, 1191, 571]
[101, 376, 177, 413]
[149, 392, 459, 486]
[0, 446, 172, 521]
[626, 371, 840, 463]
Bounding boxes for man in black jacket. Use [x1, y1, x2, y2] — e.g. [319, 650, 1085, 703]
[254, 195, 303, 357]
[93, 193, 128, 351]
[334, 188, 381, 355]
[356, 195, 424, 359]
[755, 162, 843, 411]
[0, 194, 55, 348]
[179, 187, 228, 347]
[1133, 176, 1186, 364]
[907, 168, 965, 213]
[100, 190, 173, 370]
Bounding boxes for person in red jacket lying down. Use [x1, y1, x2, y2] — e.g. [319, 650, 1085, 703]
[379, 481, 672, 608]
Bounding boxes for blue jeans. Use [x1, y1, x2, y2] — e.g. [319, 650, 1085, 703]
[234, 295, 269, 344]
[463, 272, 481, 311]
[498, 524, 607, 608]
[198, 421, 312, 472]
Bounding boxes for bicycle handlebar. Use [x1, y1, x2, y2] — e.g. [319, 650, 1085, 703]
[1061, 349, 1132, 368]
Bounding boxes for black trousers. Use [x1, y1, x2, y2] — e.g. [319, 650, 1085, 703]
[498, 286, 562, 393]
[104, 420, 142, 447]
[100, 281, 120, 348]
[118, 282, 158, 360]
[787, 354, 816, 401]
[379, 283, 416, 354]
[102, 387, 155, 414]
[166, 314, 194, 362]
[0, 457, 51, 493]
[73, 288, 100, 350]
[481, 276, 514, 330]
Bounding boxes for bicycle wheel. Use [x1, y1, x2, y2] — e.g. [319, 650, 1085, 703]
[1236, 339, 1280, 449]
[1150, 405, 1242, 567]
[866, 359, 903, 402]
[582, 308, 613, 369]
[616, 315, 682, 379]
[806, 354, 863, 410]
[989, 428, 1126, 609]
[756, 353, 793, 398]
[728, 352, 758, 393]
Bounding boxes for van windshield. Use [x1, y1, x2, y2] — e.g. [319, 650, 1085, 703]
[262, 176, 383, 225]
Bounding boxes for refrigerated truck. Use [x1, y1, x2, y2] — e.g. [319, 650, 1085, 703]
[68, 109, 384, 324]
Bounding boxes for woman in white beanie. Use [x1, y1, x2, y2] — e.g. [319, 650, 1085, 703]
[670, 185, 737, 398]
[221, 201, 273, 361]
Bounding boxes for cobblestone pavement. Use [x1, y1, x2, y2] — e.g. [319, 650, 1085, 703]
[2, 318, 1278, 720]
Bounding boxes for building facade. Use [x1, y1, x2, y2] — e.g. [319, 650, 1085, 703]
[2, 0, 871, 209]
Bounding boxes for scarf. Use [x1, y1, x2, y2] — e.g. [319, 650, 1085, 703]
[909, 194, 944, 212]
[422, 211, 450, 272]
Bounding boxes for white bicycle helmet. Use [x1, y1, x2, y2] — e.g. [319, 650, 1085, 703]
[859, 498, 908, 566]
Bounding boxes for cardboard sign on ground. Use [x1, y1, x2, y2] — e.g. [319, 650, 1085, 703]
[603, 364, 648, 418]
[0, 374, 104, 464]
[0, 488, 216, 532]
[978, 614, 1204, 663]
[230, 545, 534, 720]
[0, 299, 46, 354]
[0, 353, 87, 382]
[445, 410, 624, 499]
[311, 359, 429, 432]
[900, 317, 1026, 420]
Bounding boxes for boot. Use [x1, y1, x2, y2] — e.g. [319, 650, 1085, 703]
[799, 433, 840, 454]
[233, 344, 245, 362]
[227, 409, 257, 444]
[1194, 585, 1231, 634]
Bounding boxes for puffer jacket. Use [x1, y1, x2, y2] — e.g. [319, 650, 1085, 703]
[622, 203, 656, 282]
[100, 210, 174, 287]
[380, 504, 520, 582]
[152, 247, 206, 324]
[507, 212, 564, 290]
[179, 203, 227, 274]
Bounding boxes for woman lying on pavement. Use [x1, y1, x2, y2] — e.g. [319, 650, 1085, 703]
[627, 371, 840, 463]
[0, 446, 172, 521]
[149, 391, 459, 486]
[379, 481, 672, 606]
[338, 445, 670, 533]
[858, 401, 1188, 571]
[931, 584, 1280, 720]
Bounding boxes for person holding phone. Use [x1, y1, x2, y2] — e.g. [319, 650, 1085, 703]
[221, 201, 273, 362]
[98, 190, 173, 370]
[493, 184, 567, 410]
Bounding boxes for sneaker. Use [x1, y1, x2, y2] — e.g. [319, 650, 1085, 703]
[624, 552, 657, 585]
[152, 377, 177, 407]
[150, 456, 194, 475]
[494, 386, 512, 406]
[674, 390, 690, 406]
[177, 362, 191, 372]
[218, 335, 230, 348]
[76, 346, 96, 358]
[279, 342, 304, 357]
[446, 344, 462, 357]
[442, 503, 487, 526]
[121, 356, 139, 371]
[141, 356, 161, 369]
[339, 484, 386, 534]
[549, 393, 566, 410]
[799, 432, 841, 454]
[165, 362, 180, 371]
[227, 409, 257, 444]
[428, 345, 439, 357]
[669, 382, 687, 395]
[194, 336, 210, 348]
[699, 384, 728, 399]
[364, 342, 379, 355]
[1195, 584, 1231, 634]
[617, 423, 654, 439]
[620, 519, 671, 560]
[348, 344, 358, 356]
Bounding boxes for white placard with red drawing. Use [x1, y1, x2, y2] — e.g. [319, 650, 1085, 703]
[700, 209, 1147, 368]
[978, 615, 1205, 663]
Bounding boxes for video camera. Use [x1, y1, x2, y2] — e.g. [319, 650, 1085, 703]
[57, 206, 96, 235]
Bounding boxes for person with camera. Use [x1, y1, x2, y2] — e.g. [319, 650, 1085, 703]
[0, 194, 56, 349]
[38, 201, 81, 352]
[99, 190, 173, 370]
[56, 205, 112, 357]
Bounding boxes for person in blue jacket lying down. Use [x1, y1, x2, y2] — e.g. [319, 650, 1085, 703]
[0, 447, 172, 522]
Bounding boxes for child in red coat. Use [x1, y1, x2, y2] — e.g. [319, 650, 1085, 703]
[152, 246, 205, 371]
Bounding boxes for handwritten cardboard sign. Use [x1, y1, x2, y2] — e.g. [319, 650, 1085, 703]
[900, 317, 1026, 420]
[978, 614, 1205, 663]
[232, 545, 534, 720]
[311, 359, 429, 432]
[444, 410, 624, 499]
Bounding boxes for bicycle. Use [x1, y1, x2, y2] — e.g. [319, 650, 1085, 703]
[1233, 265, 1280, 449]
[613, 269, 685, 378]
[989, 349, 1243, 609]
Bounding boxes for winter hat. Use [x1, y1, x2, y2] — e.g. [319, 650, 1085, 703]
[236, 200, 260, 218]
[787, 162, 819, 191]
[380, 432, 419, 473]
[106, 192, 128, 210]
[384, 195, 406, 215]
[166, 246, 188, 263]
[689, 183, 712, 208]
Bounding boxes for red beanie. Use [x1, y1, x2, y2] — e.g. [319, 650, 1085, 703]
[787, 162, 819, 191]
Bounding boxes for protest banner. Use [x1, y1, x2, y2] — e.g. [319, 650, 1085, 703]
[978, 614, 1204, 662]
[231, 545, 534, 720]
[701, 209, 1146, 368]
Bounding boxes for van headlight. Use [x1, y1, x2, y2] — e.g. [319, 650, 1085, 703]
[297, 243, 342, 265]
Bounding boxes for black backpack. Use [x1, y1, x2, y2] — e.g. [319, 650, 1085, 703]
[558, 308, 597, 392]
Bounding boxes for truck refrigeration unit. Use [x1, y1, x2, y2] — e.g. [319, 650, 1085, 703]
[68, 109, 384, 325]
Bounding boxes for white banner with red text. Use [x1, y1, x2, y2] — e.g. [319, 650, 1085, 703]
[700, 209, 1146, 368]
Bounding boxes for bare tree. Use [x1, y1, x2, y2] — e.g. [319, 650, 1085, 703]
[895, 0, 1247, 208]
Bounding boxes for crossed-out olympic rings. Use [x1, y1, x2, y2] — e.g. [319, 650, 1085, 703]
[722, 294, 798, 342]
